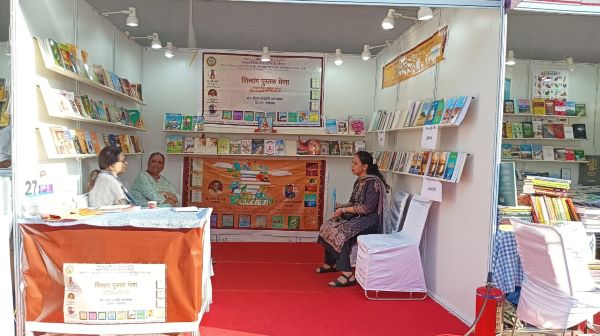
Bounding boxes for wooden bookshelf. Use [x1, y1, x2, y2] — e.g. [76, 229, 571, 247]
[502, 159, 588, 163]
[503, 113, 586, 119]
[380, 169, 460, 183]
[163, 128, 365, 137]
[367, 123, 458, 133]
[165, 153, 353, 158]
[502, 138, 587, 141]
[35, 37, 146, 106]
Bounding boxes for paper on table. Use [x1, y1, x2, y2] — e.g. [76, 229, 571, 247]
[172, 206, 199, 212]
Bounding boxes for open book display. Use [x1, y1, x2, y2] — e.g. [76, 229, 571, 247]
[36, 37, 144, 104]
[369, 96, 473, 131]
[373, 150, 468, 183]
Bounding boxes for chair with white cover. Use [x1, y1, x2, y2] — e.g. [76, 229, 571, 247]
[350, 190, 411, 267]
[355, 194, 432, 300]
[509, 218, 600, 335]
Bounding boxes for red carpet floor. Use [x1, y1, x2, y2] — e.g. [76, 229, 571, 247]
[200, 242, 468, 336]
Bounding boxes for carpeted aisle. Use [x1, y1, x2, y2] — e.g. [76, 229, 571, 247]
[200, 242, 468, 336]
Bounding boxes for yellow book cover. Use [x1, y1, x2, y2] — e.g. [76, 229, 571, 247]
[532, 98, 546, 115]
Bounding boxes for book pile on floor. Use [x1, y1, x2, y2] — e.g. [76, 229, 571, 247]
[372, 151, 468, 183]
[497, 206, 533, 226]
[523, 176, 579, 224]
[369, 96, 473, 131]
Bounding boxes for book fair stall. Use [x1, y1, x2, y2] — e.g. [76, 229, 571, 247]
[1, 0, 599, 335]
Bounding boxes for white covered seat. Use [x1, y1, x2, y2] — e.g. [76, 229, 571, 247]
[510, 218, 600, 334]
[355, 194, 432, 300]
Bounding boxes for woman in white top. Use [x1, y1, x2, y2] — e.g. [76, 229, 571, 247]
[88, 146, 134, 207]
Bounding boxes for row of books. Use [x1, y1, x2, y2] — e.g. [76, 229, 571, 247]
[504, 98, 586, 117]
[497, 206, 533, 226]
[46, 126, 144, 156]
[503, 121, 586, 139]
[527, 195, 578, 224]
[369, 96, 473, 131]
[501, 144, 586, 161]
[164, 114, 205, 131]
[38, 38, 143, 101]
[325, 116, 366, 135]
[523, 175, 570, 196]
[40, 85, 144, 128]
[166, 135, 365, 156]
[373, 150, 468, 183]
[574, 206, 600, 232]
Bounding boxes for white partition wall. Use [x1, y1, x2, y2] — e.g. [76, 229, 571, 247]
[373, 8, 504, 322]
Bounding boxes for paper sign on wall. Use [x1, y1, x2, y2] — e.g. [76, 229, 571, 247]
[421, 125, 439, 149]
[63, 263, 166, 324]
[377, 131, 386, 147]
[421, 178, 442, 202]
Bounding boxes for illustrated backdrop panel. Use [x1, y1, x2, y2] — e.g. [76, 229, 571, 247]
[531, 69, 569, 100]
[202, 52, 324, 127]
[183, 157, 325, 231]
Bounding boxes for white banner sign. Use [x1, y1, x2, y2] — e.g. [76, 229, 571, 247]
[421, 125, 439, 150]
[203, 53, 324, 127]
[63, 263, 166, 324]
[421, 178, 442, 202]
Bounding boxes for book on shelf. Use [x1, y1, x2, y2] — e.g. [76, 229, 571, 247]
[532, 98, 545, 115]
[413, 101, 430, 127]
[181, 116, 194, 131]
[440, 97, 456, 124]
[553, 124, 565, 139]
[575, 103, 586, 117]
[353, 140, 366, 153]
[319, 141, 329, 155]
[325, 118, 337, 134]
[192, 116, 205, 131]
[336, 120, 348, 134]
[217, 138, 230, 154]
[340, 141, 353, 156]
[251, 139, 264, 154]
[264, 139, 276, 155]
[194, 137, 206, 154]
[166, 135, 183, 153]
[542, 124, 554, 138]
[519, 144, 532, 160]
[229, 140, 241, 155]
[572, 124, 587, 139]
[565, 101, 576, 116]
[424, 100, 440, 125]
[521, 122, 534, 138]
[516, 99, 531, 114]
[542, 146, 554, 161]
[554, 100, 566, 116]
[348, 116, 366, 135]
[531, 144, 543, 160]
[564, 126, 574, 139]
[329, 141, 341, 155]
[307, 139, 320, 155]
[544, 99, 555, 115]
[164, 114, 183, 130]
[206, 138, 218, 154]
[501, 144, 512, 160]
[241, 139, 252, 155]
[504, 100, 515, 114]
[184, 137, 195, 153]
[511, 122, 523, 138]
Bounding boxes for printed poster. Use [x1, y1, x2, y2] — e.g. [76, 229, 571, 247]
[532, 70, 569, 99]
[63, 263, 166, 324]
[203, 52, 324, 127]
[182, 157, 325, 231]
[382, 26, 449, 88]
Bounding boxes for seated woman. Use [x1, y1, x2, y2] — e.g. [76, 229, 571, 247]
[131, 152, 180, 207]
[316, 151, 389, 287]
[88, 146, 135, 207]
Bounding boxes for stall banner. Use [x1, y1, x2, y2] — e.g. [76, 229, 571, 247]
[182, 157, 325, 231]
[202, 52, 324, 127]
[63, 263, 166, 324]
[382, 26, 449, 88]
[532, 70, 569, 100]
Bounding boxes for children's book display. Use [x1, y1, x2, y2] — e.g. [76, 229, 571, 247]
[372, 150, 468, 183]
[166, 135, 364, 157]
[40, 126, 144, 158]
[39, 85, 145, 129]
[37, 37, 144, 103]
[504, 98, 586, 117]
[164, 114, 205, 131]
[501, 143, 586, 162]
[369, 96, 473, 131]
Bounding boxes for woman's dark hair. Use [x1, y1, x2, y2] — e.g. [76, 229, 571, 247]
[88, 169, 100, 192]
[356, 150, 390, 192]
[98, 146, 123, 170]
[148, 152, 165, 163]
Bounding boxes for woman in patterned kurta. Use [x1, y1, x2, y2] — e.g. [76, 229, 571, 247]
[131, 152, 180, 207]
[317, 151, 389, 287]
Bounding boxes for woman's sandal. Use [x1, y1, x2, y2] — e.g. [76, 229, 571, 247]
[315, 265, 337, 273]
[329, 273, 357, 287]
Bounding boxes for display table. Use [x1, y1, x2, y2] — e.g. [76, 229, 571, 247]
[19, 208, 212, 335]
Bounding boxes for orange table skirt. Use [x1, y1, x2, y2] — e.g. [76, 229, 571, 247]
[20, 224, 205, 323]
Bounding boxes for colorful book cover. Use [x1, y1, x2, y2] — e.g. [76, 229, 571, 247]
[441, 97, 456, 124]
[229, 140, 241, 154]
[319, 141, 329, 155]
[575, 103, 586, 117]
[238, 214, 251, 228]
[184, 137, 195, 153]
[544, 99, 555, 115]
[89, 131, 102, 154]
[192, 116, 205, 131]
[128, 109, 142, 128]
[336, 120, 348, 134]
[553, 100, 566, 116]
[511, 122, 523, 138]
[264, 139, 276, 155]
[287, 112, 298, 123]
[307, 140, 321, 155]
[276, 139, 286, 155]
[241, 140, 252, 154]
[348, 116, 366, 135]
[287, 216, 300, 230]
[296, 140, 309, 155]
[424, 100, 439, 125]
[443, 152, 458, 180]
[414, 101, 431, 126]
[532, 99, 546, 115]
[277, 112, 288, 122]
[572, 124, 587, 139]
[564, 149, 575, 161]
[181, 116, 193, 131]
[553, 124, 565, 139]
[449, 96, 467, 124]
[329, 141, 341, 155]
[166, 135, 183, 153]
[222, 111, 232, 120]
[532, 120, 543, 138]
[522, 122, 534, 138]
[251, 139, 264, 154]
[434, 152, 448, 178]
[504, 100, 515, 114]
[542, 124, 555, 138]
[255, 215, 268, 228]
[272, 216, 284, 229]
[431, 99, 446, 124]
[298, 112, 308, 122]
[233, 110, 244, 120]
[308, 113, 320, 123]
[501, 144, 512, 159]
[519, 144, 532, 160]
[254, 111, 265, 121]
[325, 119, 337, 134]
[554, 148, 566, 161]
[531, 144, 543, 160]
[164, 114, 183, 130]
[574, 149, 586, 161]
[427, 152, 440, 176]
[517, 99, 531, 114]
[565, 101, 576, 116]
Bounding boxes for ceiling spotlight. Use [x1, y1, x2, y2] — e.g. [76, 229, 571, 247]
[165, 42, 175, 58]
[361, 45, 372, 61]
[127, 32, 162, 49]
[381, 9, 417, 30]
[102, 7, 139, 27]
[334, 49, 343, 66]
[261, 47, 270, 62]
[506, 50, 516, 66]
[566, 57, 574, 71]
[417, 7, 434, 21]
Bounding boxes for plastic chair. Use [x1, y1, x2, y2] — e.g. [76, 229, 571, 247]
[509, 218, 600, 335]
[350, 190, 411, 267]
[355, 194, 432, 300]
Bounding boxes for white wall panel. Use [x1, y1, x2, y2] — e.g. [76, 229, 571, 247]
[76, 0, 113, 71]
[19, 0, 74, 43]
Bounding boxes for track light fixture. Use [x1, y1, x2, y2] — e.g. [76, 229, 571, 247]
[361, 42, 392, 61]
[127, 32, 162, 49]
[381, 7, 433, 30]
[566, 57, 575, 71]
[334, 49, 343, 66]
[261, 47, 271, 62]
[165, 42, 175, 58]
[102, 7, 139, 27]
[506, 50, 516, 66]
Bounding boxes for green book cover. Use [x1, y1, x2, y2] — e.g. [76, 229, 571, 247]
[443, 152, 458, 180]
[432, 99, 445, 124]
[181, 115, 193, 131]
[521, 122, 534, 138]
[165, 135, 183, 153]
[575, 103, 587, 117]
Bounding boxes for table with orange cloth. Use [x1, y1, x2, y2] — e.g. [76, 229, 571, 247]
[19, 207, 212, 331]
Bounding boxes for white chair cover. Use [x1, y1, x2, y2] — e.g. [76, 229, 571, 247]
[511, 218, 600, 330]
[355, 194, 432, 293]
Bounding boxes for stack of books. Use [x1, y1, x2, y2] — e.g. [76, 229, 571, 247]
[523, 176, 579, 224]
[574, 207, 600, 232]
[589, 260, 600, 285]
[369, 96, 473, 131]
[373, 150, 468, 183]
[497, 206, 533, 226]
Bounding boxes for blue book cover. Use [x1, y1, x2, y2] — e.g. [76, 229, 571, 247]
[325, 119, 337, 134]
[164, 114, 183, 130]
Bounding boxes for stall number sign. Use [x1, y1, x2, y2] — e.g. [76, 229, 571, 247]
[421, 125, 439, 150]
[63, 263, 166, 324]
[421, 178, 442, 202]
